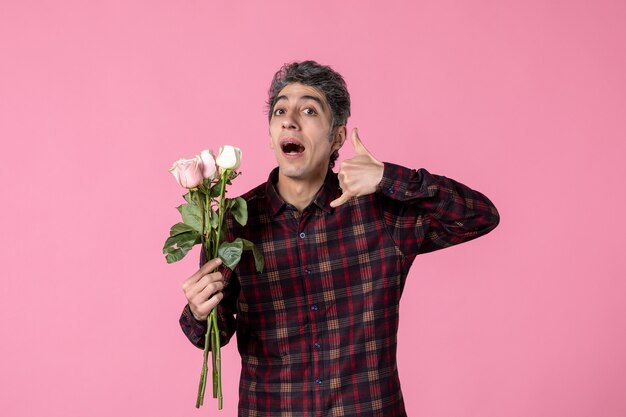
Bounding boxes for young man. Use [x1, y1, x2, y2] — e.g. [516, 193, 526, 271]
[180, 61, 500, 416]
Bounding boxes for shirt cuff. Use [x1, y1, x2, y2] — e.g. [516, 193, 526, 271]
[179, 304, 208, 348]
[378, 162, 420, 201]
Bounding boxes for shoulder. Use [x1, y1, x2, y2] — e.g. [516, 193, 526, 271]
[239, 181, 267, 207]
[226, 180, 269, 227]
[223, 179, 271, 240]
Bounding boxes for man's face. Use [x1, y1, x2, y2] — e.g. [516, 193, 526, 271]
[269, 83, 345, 182]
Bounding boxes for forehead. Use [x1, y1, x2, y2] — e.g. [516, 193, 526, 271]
[276, 83, 329, 109]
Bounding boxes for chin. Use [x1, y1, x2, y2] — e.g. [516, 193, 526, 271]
[279, 166, 306, 179]
[277, 157, 327, 181]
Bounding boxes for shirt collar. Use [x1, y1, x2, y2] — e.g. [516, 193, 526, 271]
[265, 167, 340, 217]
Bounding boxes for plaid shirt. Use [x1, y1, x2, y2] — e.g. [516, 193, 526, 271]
[180, 163, 499, 416]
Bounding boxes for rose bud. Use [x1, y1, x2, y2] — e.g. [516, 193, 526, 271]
[216, 145, 242, 171]
[168, 156, 204, 189]
[199, 149, 218, 179]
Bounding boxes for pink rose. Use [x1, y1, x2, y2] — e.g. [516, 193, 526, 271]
[199, 149, 218, 179]
[169, 156, 204, 189]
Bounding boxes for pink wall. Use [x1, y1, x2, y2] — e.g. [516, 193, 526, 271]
[1, 1, 625, 416]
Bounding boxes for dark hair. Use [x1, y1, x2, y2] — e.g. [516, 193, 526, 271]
[267, 60, 351, 168]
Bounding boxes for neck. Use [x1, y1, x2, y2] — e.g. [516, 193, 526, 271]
[276, 171, 326, 212]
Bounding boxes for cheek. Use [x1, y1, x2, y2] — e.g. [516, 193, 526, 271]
[269, 125, 279, 150]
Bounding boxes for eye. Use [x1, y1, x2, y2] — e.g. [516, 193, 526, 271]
[273, 108, 285, 116]
[303, 107, 317, 115]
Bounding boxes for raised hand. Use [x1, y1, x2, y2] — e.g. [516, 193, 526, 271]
[330, 128, 384, 208]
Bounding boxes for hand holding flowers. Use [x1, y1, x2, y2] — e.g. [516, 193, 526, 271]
[165, 145, 262, 410]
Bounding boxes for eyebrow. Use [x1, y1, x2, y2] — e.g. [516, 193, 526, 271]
[275, 94, 325, 108]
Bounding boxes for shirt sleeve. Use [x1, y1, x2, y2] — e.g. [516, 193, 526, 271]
[179, 253, 240, 349]
[378, 162, 500, 258]
[179, 303, 208, 348]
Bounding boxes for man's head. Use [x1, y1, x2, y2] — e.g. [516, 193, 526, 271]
[267, 61, 351, 169]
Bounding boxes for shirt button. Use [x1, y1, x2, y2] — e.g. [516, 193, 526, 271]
[314, 342, 321, 349]
[387, 186, 394, 194]
[299, 232, 306, 238]
[305, 268, 311, 275]
[315, 379, 323, 385]
[311, 305, 319, 311]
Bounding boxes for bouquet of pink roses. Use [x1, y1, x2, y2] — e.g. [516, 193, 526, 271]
[164, 146, 263, 409]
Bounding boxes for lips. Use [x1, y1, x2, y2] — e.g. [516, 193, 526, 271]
[280, 138, 305, 155]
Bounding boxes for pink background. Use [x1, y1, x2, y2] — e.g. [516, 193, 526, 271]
[1, 1, 625, 416]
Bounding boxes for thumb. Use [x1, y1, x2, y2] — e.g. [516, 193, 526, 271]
[351, 128, 371, 156]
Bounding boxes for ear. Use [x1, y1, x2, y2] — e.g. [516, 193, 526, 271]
[331, 126, 347, 152]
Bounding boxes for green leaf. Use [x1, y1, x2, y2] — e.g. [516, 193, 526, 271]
[187, 189, 208, 206]
[196, 181, 208, 195]
[209, 177, 226, 198]
[162, 230, 200, 263]
[175, 204, 183, 214]
[229, 197, 248, 226]
[164, 230, 199, 251]
[203, 208, 210, 232]
[183, 191, 193, 204]
[165, 248, 186, 263]
[218, 239, 243, 270]
[168, 222, 195, 236]
[240, 238, 264, 272]
[181, 204, 204, 233]
[217, 238, 264, 272]
[209, 210, 220, 230]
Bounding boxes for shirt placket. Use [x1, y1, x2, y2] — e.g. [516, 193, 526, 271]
[296, 208, 326, 414]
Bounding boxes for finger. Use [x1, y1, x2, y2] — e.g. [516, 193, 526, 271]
[199, 257, 223, 274]
[182, 258, 223, 291]
[329, 192, 352, 208]
[205, 291, 225, 308]
[191, 292, 224, 320]
[184, 257, 223, 286]
[351, 128, 372, 156]
[187, 270, 224, 295]
[191, 271, 223, 291]
[197, 279, 225, 300]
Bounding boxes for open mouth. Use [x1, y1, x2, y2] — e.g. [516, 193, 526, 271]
[280, 140, 305, 155]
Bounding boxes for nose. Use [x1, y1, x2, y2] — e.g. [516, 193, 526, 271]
[282, 120, 296, 129]
[281, 115, 298, 130]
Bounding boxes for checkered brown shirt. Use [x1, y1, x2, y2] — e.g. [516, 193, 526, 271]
[180, 163, 500, 416]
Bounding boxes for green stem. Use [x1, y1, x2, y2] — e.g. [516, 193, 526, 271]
[197, 170, 228, 409]
[193, 190, 210, 262]
[214, 310, 223, 409]
[212, 171, 229, 408]
[192, 189, 209, 408]
[196, 314, 213, 408]
[213, 170, 229, 258]
[211, 311, 217, 399]
[205, 192, 211, 247]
